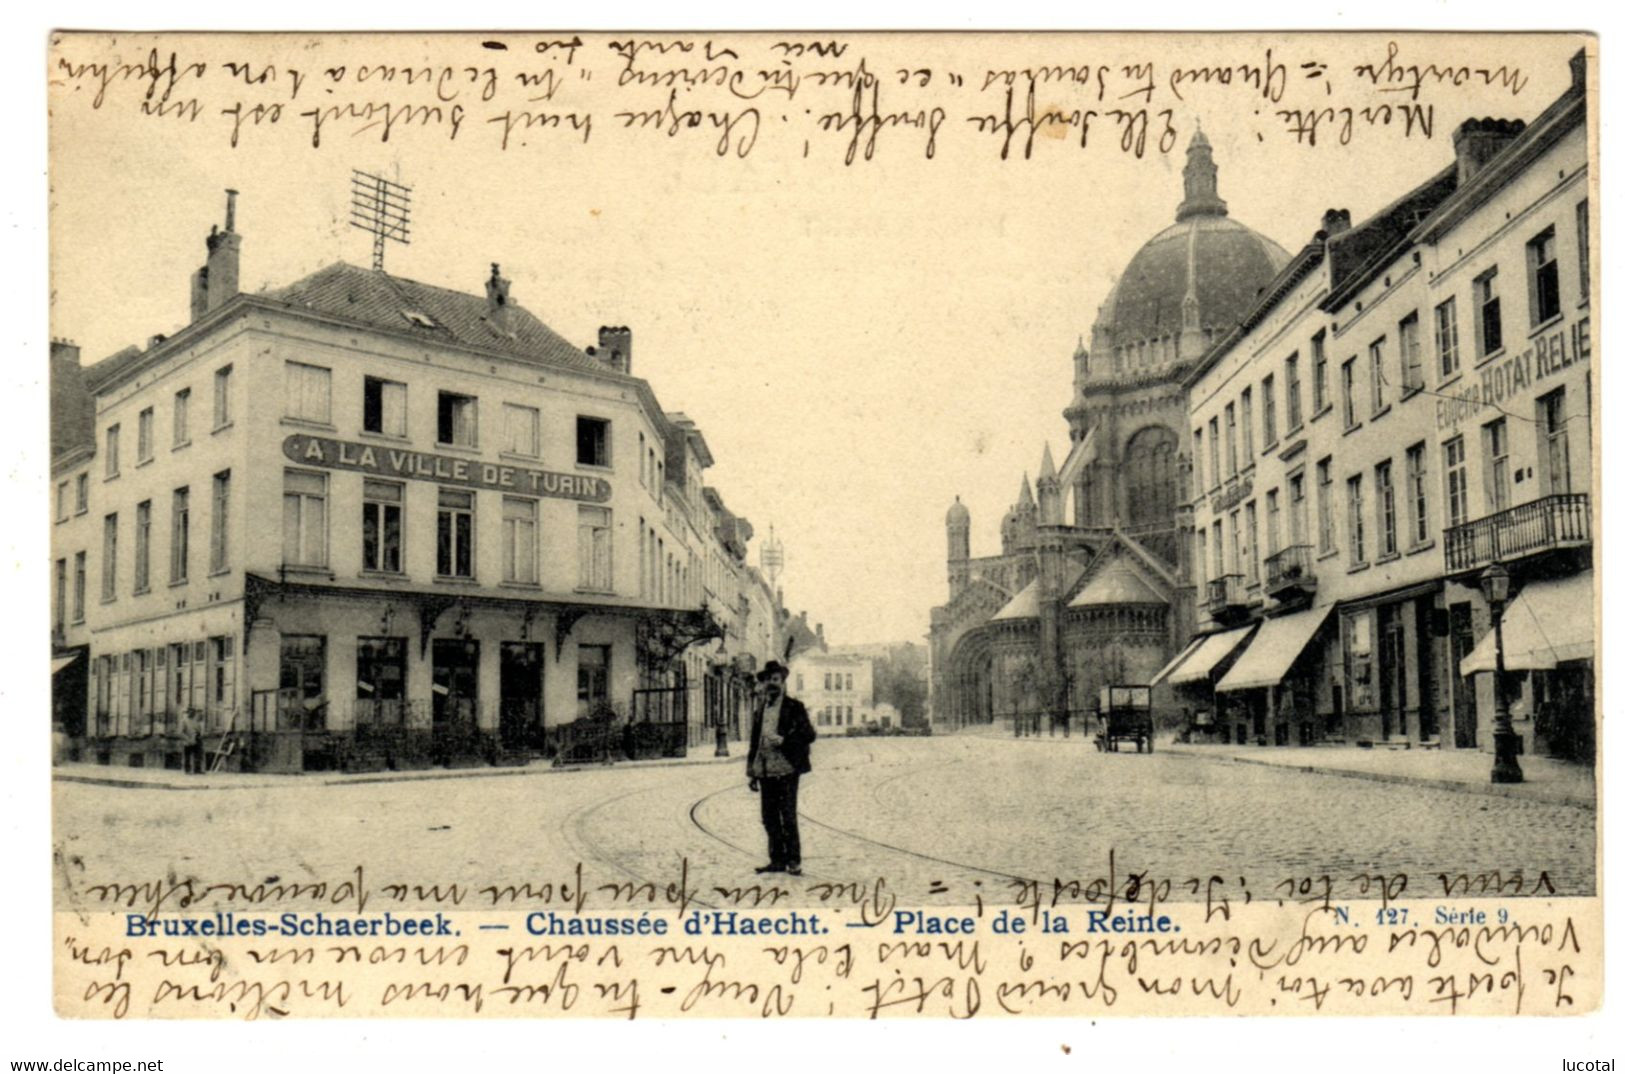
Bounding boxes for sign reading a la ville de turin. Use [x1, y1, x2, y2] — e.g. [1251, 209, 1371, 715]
[282, 434, 612, 503]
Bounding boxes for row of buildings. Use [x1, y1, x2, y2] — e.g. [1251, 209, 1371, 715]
[930, 52, 1595, 765]
[50, 198, 804, 772]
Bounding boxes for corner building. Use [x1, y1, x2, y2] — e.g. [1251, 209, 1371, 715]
[1174, 54, 1594, 762]
[63, 198, 781, 771]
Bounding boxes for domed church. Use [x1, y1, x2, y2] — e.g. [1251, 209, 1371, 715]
[929, 129, 1290, 732]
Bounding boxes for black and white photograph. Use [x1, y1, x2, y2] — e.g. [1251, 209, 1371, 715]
[24, 25, 1610, 1041]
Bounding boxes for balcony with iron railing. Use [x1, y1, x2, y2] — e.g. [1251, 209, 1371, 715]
[1205, 573, 1250, 624]
[1444, 493, 1590, 575]
[1265, 544, 1317, 601]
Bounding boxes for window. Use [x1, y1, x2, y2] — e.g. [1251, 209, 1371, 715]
[577, 416, 611, 468]
[437, 488, 475, 578]
[1346, 475, 1366, 564]
[53, 558, 66, 635]
[1240, 388, 1255, 464]
[134, 500, 151, 593]
[1577, 200, 1590, 304]
[1211, 520, 1225, 575]
[282, 469, 328, 567]
[173, 388, 190, 447]
[846, 673, 854, 690]
[75, 473, 87, 514]
[1399, 313, 1422, 392]
[638, 432, 647, 486]
[1434, 297, 1460, 380]
[503, 403, 540, 458]
[104, 425, 120, 478]
[1538, 388, 1571, 495]
[137, 407, 154, 463]
[1196, 527, 1207, 590]
[1229, 510, 1242, 581]
[1285, 355, 1302, 431]
[362, 479, 404, 573]
[1444, 436, 1469, 529]
[1265, 489, 1280, 557]
[170, 488, 189, 583]
[1527, 226, 1560, 325]
[578, 505, 613, 590]
[1288, 472, 1308, 547]
[1483, 418, 1509, 513]
[213, 365, 233, 428]
[502, 496, 539, 584]
[1316, 459, 1335, 553]
[1191, 427, 1204, 491]
[1311, 332, 1329, 414]
[55, 481, 68, 523]
[1223, 403, 1237, 477]
[284, 361, 332, 424]
[363, 376, 407, 437]
[72, 552, 85, 623]
[1369, 337, 1388, 413]
[1474, 267, 1503, 357]
[356, 637, 407, 709]
[1245, 501, 1259, 584]
[1261, 377, 1277, 447]
[438, 392, 478, 447]
[577, 644, 610, 719]
[101, 514, 117, 600]
[1341, 358, 1357, 428]
[1206, 417, 1220, 488]
[210, 471, 230, 573]
[1405, 443, 1429, 545]
[824, 672, 832, 691]
[1374, 461, 1396, 558]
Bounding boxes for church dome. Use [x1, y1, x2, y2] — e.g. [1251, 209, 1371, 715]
[1091, 129, 1290, 360]
[946, 497, 970, 527]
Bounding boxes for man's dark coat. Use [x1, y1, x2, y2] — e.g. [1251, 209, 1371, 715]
[748, 694, 817, 775]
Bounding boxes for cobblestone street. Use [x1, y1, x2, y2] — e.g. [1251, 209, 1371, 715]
[54, 735, 1595, 912]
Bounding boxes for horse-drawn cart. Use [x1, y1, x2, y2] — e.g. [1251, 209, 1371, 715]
[1094, 685, 1155, 753]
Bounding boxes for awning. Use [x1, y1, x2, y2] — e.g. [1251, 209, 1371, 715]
[1216, 604, 1336, 692]
[50, 653, 81, 675]
[1460, 571, 1594, 675]
[1150, 636, 1205, 687]
[1165, 625, 1256, 686]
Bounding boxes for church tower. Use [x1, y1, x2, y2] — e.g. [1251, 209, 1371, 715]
[946, 497, 970, 600]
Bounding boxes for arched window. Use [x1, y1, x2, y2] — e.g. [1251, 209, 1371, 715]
[1123, 425, 1178, 528]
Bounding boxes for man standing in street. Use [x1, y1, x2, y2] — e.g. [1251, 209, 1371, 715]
[747, 660, 816, 876]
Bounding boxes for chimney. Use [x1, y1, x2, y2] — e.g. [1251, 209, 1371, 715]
[1451, 119, 1526, 185]
[190, 189, 241, 322]
[594, 325, 632, 373]
[485, 263, 513, 334]
[1319, 208, 1352, 238]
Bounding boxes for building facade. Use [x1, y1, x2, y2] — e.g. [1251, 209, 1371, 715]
[929, 131, 1290, 734]
[1174, 54, 1594, 762]
[791, 650, 875, 731]
[54, 195, 788, 771]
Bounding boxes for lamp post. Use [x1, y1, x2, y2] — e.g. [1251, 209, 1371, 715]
[1480, 562, 1523, 784]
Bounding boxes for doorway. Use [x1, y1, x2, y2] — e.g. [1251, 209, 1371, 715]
[1448, 603, 1478, 749]
[500, 642, 545, 751]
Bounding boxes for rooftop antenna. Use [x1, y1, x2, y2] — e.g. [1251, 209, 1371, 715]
[760, 525, 785, 588]
[349, 170, 412, 271]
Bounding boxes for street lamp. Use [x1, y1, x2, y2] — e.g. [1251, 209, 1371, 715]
[1480, 562, 1523, 784]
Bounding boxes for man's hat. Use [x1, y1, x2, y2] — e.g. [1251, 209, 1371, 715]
[758, 660, 790, 682]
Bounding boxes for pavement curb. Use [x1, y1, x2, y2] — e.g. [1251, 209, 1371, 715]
[54, 751, 745, 791]
[1159, 746, 1595, 810]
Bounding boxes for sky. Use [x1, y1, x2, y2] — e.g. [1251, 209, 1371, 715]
[45, 32, 1584, 645]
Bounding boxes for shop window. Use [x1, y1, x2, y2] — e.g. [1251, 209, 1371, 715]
[278, 635, 325, 730]
[577, 643, 610, 720]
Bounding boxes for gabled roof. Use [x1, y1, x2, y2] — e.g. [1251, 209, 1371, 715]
[262, 262, 599, 371]
[1068, 558, 1167, 607]
[991, 578, 1040, 621]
